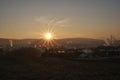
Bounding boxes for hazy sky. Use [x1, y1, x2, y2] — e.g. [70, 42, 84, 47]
[0, 0, 120, 39]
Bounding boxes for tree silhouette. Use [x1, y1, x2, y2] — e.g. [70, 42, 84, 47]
[106, 35, 116, 46]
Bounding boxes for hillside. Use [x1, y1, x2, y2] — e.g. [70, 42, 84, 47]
[0, 38, 105, 48]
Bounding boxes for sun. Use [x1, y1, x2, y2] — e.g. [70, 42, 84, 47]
[45, 32, 52, 40]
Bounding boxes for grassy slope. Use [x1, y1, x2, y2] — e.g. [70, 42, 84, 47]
[0, 55, 120, 80]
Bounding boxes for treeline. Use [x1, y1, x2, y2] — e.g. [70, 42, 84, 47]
[0, 46, 120, 59]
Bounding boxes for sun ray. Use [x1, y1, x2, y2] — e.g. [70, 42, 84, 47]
[45, 32, 52, 40]
[38, 18, 64, 48]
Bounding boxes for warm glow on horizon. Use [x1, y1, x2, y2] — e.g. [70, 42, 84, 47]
[45, 32, 52, 40]
[0, 0, 119, 39]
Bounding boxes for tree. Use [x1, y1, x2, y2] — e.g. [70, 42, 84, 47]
[106, 35, 116, 46]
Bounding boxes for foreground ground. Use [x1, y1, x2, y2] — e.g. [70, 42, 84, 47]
[0, 54, 120, 80]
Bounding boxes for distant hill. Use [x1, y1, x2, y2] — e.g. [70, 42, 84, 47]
[0, 38, 40, 47]
[0, 38, 105, 48]
[56, 38, 105, 48]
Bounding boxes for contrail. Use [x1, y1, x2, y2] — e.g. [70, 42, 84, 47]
[34, 16, 70, 28]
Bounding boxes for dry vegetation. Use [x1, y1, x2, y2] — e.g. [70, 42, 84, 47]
[0, 48, 120, 80]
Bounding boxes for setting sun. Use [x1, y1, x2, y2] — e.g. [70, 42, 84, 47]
[45, 32, 52, 40]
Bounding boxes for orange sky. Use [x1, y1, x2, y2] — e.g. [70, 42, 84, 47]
[0, 0, 120, 39]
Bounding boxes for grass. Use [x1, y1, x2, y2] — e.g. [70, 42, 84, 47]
[0, 49, 120, 80]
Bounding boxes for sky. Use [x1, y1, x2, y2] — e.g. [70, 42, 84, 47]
[0, 0, 120, 39]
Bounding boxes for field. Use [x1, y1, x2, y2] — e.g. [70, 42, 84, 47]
[0, 50, 120, 80]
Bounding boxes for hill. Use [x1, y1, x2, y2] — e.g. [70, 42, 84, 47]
[0, 38, 105, 48]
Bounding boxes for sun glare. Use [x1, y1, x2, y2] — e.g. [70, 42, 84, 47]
[45, 32, 52, 40]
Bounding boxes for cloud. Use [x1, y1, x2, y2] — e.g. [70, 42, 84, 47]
[55, 18, 69, 24]
[34, 16, 71, 27]
[34, 16, 49, 23]
[54, 18, 70, 27]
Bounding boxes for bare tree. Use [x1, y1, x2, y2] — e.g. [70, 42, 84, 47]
[106, 35, 116, 46]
